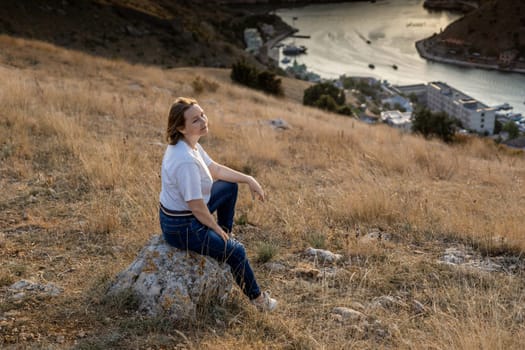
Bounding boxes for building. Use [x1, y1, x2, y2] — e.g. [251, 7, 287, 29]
[380, 111, 413, 132]
[426, 82, 496, 135]
[392, 84, 427, 105]
[381, 95, 413, 113]
[243, 28, 263, 54]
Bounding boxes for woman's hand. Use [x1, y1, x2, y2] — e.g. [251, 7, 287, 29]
[248, 176, 265, 201]
[216, 228, 230, 242]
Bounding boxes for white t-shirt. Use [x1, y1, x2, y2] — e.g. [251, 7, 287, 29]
[159, 141, 214, 211]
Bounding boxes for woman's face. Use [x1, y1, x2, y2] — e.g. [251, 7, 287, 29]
[179, 104, 208, 139]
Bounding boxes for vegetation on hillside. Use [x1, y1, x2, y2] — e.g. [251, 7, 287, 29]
[412, 108, 458, 142]
[231, 59, 284, 96]
[1, 35, 525, 349]
[303, 82, 353, 116]
[429, 0, 525, 57]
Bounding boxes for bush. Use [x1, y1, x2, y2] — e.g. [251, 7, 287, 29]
[231, 59, 283, 96]
[231, 59, 257, 88]
[337, 104, 354, 116]
[412, 108, 457, 142]
[303, 82, 345, 107]
[257, 71, 284, 96]
[502, 121, 520, 139]
[256, 241, 279, 263]
[314, 94, 338, 112]
[192, 76, 219, 95]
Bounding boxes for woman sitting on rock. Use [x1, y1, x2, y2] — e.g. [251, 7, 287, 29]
[159, 97, 277, 312]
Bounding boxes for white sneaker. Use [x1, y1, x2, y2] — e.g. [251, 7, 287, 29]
[252, 291, 278, 312]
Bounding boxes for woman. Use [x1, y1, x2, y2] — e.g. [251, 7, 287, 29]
[159, 97, 277, 312]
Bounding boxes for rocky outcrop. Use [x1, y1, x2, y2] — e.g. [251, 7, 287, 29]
[107, 235, 233, 320]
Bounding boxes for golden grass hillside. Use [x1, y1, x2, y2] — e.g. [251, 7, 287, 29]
[1, 35, 524, 349]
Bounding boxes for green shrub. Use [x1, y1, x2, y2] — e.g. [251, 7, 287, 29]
[337, 104, 354, 116]
[305, 231, 326, 249]
[314, 94, 338, 112]
[257, 71, 284, 96]
[230, 59, 283, 96]
[412, 108, 458, 142]
[192, 76, 219, 95]
[256, 241, 279, 263]
[303, 82, 345, 107]
[231, 59, 258, 88]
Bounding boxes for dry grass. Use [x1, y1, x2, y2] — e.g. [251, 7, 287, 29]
[1, 35, 525, 349]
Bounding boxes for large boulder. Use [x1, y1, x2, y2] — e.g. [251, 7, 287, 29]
[107, 235, 233, 320]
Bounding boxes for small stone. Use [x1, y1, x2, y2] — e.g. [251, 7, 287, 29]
[263, 262, 286, 272]
[77, 331, 86, 338]
[332, 307, 365, 322]
[349, 301, 365, 311]
[269, 118, 290, 129]
[412, 299, 426, 314]
[304, 247, 342, 264]
[293, 267, 320, 279]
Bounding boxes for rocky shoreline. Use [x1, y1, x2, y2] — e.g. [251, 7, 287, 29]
[416, 38, 525, 75]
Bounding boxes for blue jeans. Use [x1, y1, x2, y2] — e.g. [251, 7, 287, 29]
[159, 180, 261, 300]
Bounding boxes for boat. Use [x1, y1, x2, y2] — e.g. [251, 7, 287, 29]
[282, 44, 307, 55]
[368, 63, 375, 69]
[281, 57, 291, 64]
[392, 64, 398, 70]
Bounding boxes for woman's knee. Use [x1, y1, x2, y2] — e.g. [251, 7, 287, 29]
[228, 240, 247, 261]
[223, 181, 238, 197]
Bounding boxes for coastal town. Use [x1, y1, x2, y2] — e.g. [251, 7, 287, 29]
[244, 21, 525, 148]
[242, 10, 525, 148]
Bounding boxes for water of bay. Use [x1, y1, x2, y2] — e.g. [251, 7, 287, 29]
[276, 0, 525, 114]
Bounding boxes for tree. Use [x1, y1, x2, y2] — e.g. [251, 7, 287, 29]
[230, 60, 283, 96]
[412, 108, 457, 142]
[257, 71, 283, 96]
[502, 121, 520, 139]
[303, 82, 345, 107]
[314, 94, 338, 112]
[231, 59, 257, 88]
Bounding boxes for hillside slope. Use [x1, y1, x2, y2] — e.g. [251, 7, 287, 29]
[0, 0, 292, 69]
[1, 35, 525, 349]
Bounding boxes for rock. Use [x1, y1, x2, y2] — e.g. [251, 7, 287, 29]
[304, 247, 342, 264]
[332, 307, 366, 322]
[412, 299, 426, 314]
[269, 119, 290, 129]
[369, 295, 406, 310]
[263, 262, 287, 273]
[107, 235, 233, 321]
[442, 247, 469, 265]
[359, 229, 392, 243]
[293, 267, 320, 280]
[8, 280, 62, 299]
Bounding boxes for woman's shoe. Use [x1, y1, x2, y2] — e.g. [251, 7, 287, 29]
[252, 291, 277, 312]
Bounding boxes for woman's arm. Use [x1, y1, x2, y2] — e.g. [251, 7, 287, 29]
[208, 162, 265, 201]
[187, 199, 229, 242]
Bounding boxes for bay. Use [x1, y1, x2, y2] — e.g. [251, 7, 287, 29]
[276, 0, 525, 114]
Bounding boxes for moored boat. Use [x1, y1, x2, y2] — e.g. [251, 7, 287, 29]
[283, 44, 307, 55]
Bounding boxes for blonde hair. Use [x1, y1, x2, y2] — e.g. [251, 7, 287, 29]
[166, 97, 197, 145]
